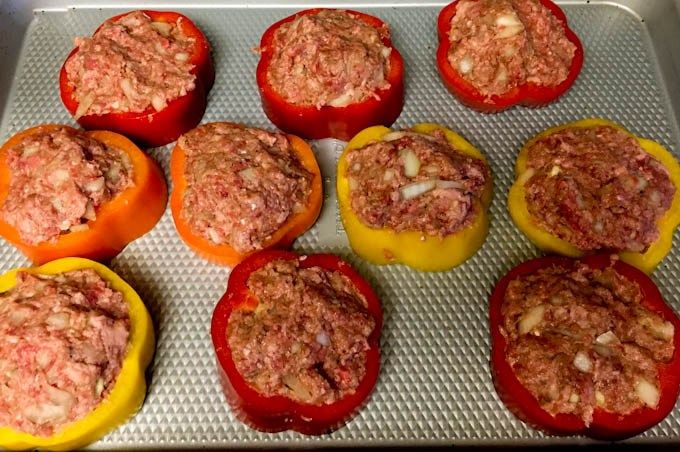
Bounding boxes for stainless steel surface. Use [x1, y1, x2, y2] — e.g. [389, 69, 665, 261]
[1, 0, 680, 448]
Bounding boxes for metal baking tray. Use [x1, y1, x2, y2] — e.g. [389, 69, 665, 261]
[1, 0, 680, 448]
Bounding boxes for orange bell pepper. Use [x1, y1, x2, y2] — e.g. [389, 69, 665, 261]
[0, 257, 155, 450]
[337, 123, 493, 272]
[0, 125, 167, 264]
[508, 118, 680, 273]
[170, 122, 323, 266]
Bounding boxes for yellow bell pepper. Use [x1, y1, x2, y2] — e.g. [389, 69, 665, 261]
[337, 123, 493, 272]
[508, 118, 680, 274]
[0, 257, 155, 451]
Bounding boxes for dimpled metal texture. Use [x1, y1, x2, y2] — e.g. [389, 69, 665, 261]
[0, 1, 678, 448]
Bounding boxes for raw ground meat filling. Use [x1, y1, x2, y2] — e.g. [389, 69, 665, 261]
[65, 10, 196, 117]
[1, 128, 134, 245]
[501, 261, 675, 425]
[266, 9, 392, 108]
[346, 130, 488, 237]
[227, 259, 375, 405]
[524, 126, 675, 252]
[179, 123, 312, 253]
[448, 0, 576, 97]
[0, 269, 130, 437]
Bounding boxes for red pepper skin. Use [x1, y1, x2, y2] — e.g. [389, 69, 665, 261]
[59, 10, 214, 148]
[436, 0, 584, 112]
[211, 249, 382, 434]
[489, 254, 680, 439]
[256, 8, 404, 141]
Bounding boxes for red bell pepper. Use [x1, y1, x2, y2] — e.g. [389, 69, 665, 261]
[256, 8, 405, 141]
[489, 254, 680, 439]
[436, 0, 584, 112]
[59, 10, 214, 148]
[211, 249, 383, 434]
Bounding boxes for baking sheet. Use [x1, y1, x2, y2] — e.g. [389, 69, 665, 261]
[1, 1, 680, 447]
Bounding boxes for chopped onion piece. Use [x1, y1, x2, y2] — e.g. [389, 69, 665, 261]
[83, 201, 96, 221]
[46, 313, 70, 330]
[422, 165, 440, 175]
[636, 379, 660, 408]
[458, 55, 473, 74]
[151, 94, 166, 112]
[120, 78, 135, 101]
[22, 143, 39, 157]
[316, 331, 330, 347]
[400, 180, 436, 200]
[238, 167, 256, 183]
[8, 308, 30, 326]
[85, 177, 105, 193]
[593, 345, 612, 357]
[95, 378, 105, 396]
[74, 93, 94, 120]
[348, 177, 359, 191]
[282, 374, 313, 402]
[383, 131, 406, 142]
[595, 330, 619, 345]
[174, 52, 189, 62]
[24, 403, 68, 424]
[35, 350, 51, 369]
[383, 169, 396, 182]
[573, 351, 592, 373]
[595, 391, 605, 406]
[47, 385, 75, 409]
[207, 227, 221, 244]
[549, 165, 561, 177]
[400, 148, 421, 177]
[435, 179, 465, 190]
[518, 304, 545, 335]
[495, 64, 508, 83]
[70, 223, 90, 233]
[496, 13, 525, 38]
[150, 21, 172, 36]
[569, 393, 580, 403]
[328, 90, 354, 107]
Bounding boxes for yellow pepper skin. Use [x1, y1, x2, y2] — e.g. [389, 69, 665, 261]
[337, 123, 493, 272]
[508, 118, 680, 274]
[0, 258, 154, 451]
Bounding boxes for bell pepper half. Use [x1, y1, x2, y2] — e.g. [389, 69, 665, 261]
[436, 0, 584, 112]
[508, 118, 680, 274]
[489, 254, 680, 439]
[59, 10, 215, 148]
[211, 249, 382, 434]
[169, 122, 323, 267]
[0, 257, 155, 450]
[0, 124, 167, 264]
[256, 8, 405, 141]
[337, 123, 493, 272]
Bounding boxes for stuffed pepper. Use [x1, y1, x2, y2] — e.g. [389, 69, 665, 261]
[211, 249, 382, 434]
[436, 0, 583, 112]
[508, 118, 680, 273]
[170, 122, 322, 266]
[256, 8, 404, 141]
[337, 123, 492, 272]
[490, 254, 680, 439]
[0, 257, 155, 450]
[0, 124, 167, 264]
[60, 10, 214, 147]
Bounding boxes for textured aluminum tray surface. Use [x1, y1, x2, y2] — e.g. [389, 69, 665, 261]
[1, 0, 680, 448]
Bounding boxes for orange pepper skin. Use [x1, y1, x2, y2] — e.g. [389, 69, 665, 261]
[508, 118, 680, 274]
[169, 122, 323, 267]
[0, 257, 154, 450]
[0, 125, 168, 264]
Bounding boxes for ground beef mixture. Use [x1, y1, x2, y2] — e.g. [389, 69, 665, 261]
[179, 123, 312, 253]
[266, 9, 392, 108]
[524, 126, 675, 252]
[1, 128, 134, 245]
[448, 0, 576, 97]
[0, 269, 130, 437]
[65, 10, 196, 117]
[227, 259, 375, 405]
[501, 260, 675, 425]
[345, 130, 488, 237]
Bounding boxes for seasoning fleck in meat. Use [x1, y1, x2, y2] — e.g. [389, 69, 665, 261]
[227, 259, 375, 405]
[448, 0, 576, 97]
[346, 130, 488, 237]
[524, 126, 675, 252]
[65, 11, 196, 117]
[266, 10, 392, 108]
[179, 123, 312, 253]
[1, 128, 134, 245]
[501, 261, 675, 425]
[0, 269, 130, 437]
